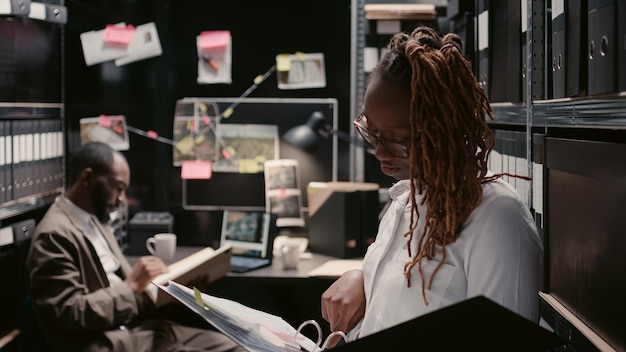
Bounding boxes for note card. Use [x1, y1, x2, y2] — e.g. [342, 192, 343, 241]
[115, 22, 163, 66]
[181, 160, 212, 180]
[80, 23, 129, 66]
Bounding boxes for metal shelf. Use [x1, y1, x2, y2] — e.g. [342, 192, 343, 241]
[0, 103, 63, 120]
[489, 94, 626, 130]
[0, 188, 62, 222]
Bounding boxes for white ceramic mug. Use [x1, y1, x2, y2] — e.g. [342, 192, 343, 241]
[146, 233, 177, 260]
[281, 242, 300, 270]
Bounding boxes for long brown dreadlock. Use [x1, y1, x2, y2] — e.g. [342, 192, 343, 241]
[370, 27, 504, 304]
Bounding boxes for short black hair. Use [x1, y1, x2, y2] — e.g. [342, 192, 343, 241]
[66, 142, 115, 186]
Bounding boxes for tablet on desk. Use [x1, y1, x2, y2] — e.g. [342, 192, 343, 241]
[220, 210, 278, 273]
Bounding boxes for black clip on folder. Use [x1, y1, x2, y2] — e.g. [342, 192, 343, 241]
[331, 295, 566, 352]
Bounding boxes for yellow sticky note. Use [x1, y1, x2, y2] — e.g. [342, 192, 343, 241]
[194, 134, 206, 144]
[223, 107, 234, 118]
[193, 287, 210, 310]
[175, 135, 195, 155]
[294, 51, 306, 61]
[276, 54, 292, 72]
[239, 159, 261, 174]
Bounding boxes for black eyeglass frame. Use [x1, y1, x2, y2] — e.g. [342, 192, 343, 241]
[353, 113, 410, 158]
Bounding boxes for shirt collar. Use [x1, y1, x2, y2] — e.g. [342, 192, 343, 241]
[59, 195, 94, 230]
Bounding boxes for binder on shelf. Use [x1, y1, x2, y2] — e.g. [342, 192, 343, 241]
[32, 118, 41, 196]
[551, 0, 566, 98]
[565, 0, 588, 97]
[158, 280, 565, 352]
[489, 0, 521, 103]
[587, 0, 616, 95]
[521, 0, 547, 101]
[0, 122, 6, 204]
[618, 1, 626, 92]
[475, 0, 490, 94]
[4, 122, 13, 203]
[0, 0, 31, 16]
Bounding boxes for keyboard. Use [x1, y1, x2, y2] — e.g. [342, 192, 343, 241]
[230, 256, 271, 273]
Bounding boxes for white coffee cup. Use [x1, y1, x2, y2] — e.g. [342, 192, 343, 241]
[146, 233, 177, 261]
[281, 242, 300, 270]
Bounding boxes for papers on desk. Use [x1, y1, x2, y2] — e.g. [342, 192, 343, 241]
[308, 259, 362, 278]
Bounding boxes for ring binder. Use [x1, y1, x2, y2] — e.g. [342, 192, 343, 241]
[285, 320, 347, 352]
[155, 281, 347, 352]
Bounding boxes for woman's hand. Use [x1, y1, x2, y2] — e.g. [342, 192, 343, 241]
[321, 269, 366, 335]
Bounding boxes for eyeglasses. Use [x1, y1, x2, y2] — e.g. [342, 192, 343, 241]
[353, 113, 409, 158]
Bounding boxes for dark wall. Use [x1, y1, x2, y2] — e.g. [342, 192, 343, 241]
[65, 0, 353, 245]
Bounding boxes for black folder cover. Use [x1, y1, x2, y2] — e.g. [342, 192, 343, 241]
[566, 1, 587, 97]
[332, 296, 566, 352]
[588, 0, 616, 95]
[552, 1, 566, 99]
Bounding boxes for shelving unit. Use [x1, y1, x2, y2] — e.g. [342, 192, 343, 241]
[486, 1, 626, 351]
[0, 2, 67, 349]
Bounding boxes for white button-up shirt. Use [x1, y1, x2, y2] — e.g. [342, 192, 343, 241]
[352, 177, 543, 340]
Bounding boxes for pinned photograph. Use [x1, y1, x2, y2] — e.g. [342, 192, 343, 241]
[80, 115, 130, 151]
[213, 124, 278, 173]
[267, 188, 305, 227]
[275, 52, 326, 90]
[172, 100, 219, 166]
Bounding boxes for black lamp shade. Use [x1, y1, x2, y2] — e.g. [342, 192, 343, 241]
[282, 111, 328, 151]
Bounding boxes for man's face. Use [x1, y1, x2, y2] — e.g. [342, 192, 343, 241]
[91, 179, 111, 223]
[91, 153, 130, 223]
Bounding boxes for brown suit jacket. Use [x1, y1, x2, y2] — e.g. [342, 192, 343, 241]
[26, 196, 156, 351]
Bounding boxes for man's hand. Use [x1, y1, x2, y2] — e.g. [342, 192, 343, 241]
[321, 269, 366, 341]
[125, 256, 169, 293]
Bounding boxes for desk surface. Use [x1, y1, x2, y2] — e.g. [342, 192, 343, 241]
[126, 246, 344, 279]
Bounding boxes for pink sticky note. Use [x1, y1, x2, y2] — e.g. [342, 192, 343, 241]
[181, 160, 212, 179]
[112, 125, 123, 135]
[277, 188, 286, 197]
[98, 115, 112, 128]
[103, 24, 136, 45]
[147, 130, 158, 139]
[221, 148, 231, 160]
[199, 30, 230, 50]
[202, 115, 211, 126]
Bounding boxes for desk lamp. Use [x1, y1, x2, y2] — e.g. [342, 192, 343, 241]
[283, 111, 373, 153]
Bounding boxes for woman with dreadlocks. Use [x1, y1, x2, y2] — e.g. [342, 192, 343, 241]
[321, 27, 542, 343]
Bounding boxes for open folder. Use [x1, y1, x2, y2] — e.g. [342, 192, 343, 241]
[156, 281, 565, 352]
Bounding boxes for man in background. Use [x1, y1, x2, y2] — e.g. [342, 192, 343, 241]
[26, 142, 243, 352]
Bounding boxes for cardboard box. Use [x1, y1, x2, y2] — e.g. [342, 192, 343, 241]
[307, 182, 379, 258]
